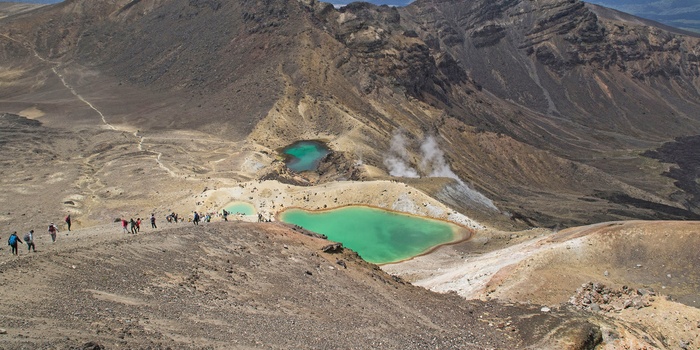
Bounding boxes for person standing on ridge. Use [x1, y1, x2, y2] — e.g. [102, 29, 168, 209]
[8, 231, 23, 255]
[121, 219, 129, 234]
[48, 222, 59, 242]
[65, 215, 72, 231]
[193, 211, 200, 226]
[150, 213, 157, 229]
[130, 218, 137, 234]
[23, 230, 36, 252]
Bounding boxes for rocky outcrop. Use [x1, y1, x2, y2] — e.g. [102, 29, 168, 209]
[328, 3, 444, 98]
[569, 282, 655, 313]
[470, 24, 506, 48]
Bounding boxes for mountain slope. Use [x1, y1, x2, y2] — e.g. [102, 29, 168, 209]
[0, 222, 608, 349]
[1, 3, 699, 347]
[586, 0, 700, 34]
[1, 0, 700, 227]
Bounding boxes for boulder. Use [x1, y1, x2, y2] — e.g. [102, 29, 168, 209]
[321, 243, 343, 253]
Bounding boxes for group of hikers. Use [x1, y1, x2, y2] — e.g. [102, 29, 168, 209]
[120, 214, 158, 234]
[8, 208, 267, 256]
[192, 211, 219, 225]
[5, 216, 68, 256]
[120, 210, 225, 231]
[184, 209, 256, 225]
[118, 210, 240, 232]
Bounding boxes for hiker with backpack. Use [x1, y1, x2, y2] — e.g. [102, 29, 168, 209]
[48, 223, 58, 242]
[65, 215, 72, 231]
[8, 231, 23, 255]
[193, 211, 200, 226]
[24, 230, 36, 252]
[129, 218, 137, 234]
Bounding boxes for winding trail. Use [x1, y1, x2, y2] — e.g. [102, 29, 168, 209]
[134, 131, 178, 177]
[1, 31, 179, 178]
[52, 67, 116, 130]
[0, 32, 60, 65]
[1, 32, 114, 130]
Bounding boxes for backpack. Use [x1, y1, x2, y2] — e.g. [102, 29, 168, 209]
[48, 225, 56, 233]
[23, 233, 30, 242]
[8, 234, 17, 245]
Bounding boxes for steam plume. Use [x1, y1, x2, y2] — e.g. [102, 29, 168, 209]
[384, 130, 420, 178]
[384, 131, 498, 211]
[419, 136, 453, 178]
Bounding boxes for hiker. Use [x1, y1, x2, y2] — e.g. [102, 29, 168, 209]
[8, 231, 23, 255]
[222, 209, 228, 222]
[24, 230, 36, 252]
[150, 213, 157, 229]
[193, 211, 200, 226]
[48, 222, 59, 242]
[121, 219, 129, 234]
[130, 218, 137, 234]
[65, 215, 72, 231]
[136, 218, 141, 232]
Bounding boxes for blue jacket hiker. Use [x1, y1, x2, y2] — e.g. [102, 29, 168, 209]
[8, 231, 23, 256]
[193, 211, 200, 226]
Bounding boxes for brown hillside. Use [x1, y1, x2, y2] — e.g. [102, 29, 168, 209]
[0, 1, 699, 348]
[1, 0, 700, 227]
[385, 220, 700, 349]
[0, 222, 607, 349]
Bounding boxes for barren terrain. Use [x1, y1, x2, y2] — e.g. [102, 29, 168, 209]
[385, 221, 700, 349]
[2, 109, 699, 348]
[1, 0, 700, 349]
[0, 221, 610, 349]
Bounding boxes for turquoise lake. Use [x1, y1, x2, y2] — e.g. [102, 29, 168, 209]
[281, 140, 331, 172]
[279, 206, 467, 264]
[223, 202, 256, 215]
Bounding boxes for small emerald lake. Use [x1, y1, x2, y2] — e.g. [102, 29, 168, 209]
[223, 202, 256, 216]
[281, 140, 331, 172]
[279, 206, 468, 264]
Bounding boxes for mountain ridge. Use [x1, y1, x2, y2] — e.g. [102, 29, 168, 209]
[1, 0, 699, 228]
[7, 0, 700, 33]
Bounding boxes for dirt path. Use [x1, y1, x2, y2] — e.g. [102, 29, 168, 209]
[51, 67, 117, 130]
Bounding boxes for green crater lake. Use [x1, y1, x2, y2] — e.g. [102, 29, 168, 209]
[223, 202, 256, 215]
[281, 140, 331, 172]
[279, 206, 468, 264]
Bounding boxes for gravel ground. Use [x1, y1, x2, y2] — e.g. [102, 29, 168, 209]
[0, 221, 601, 349]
